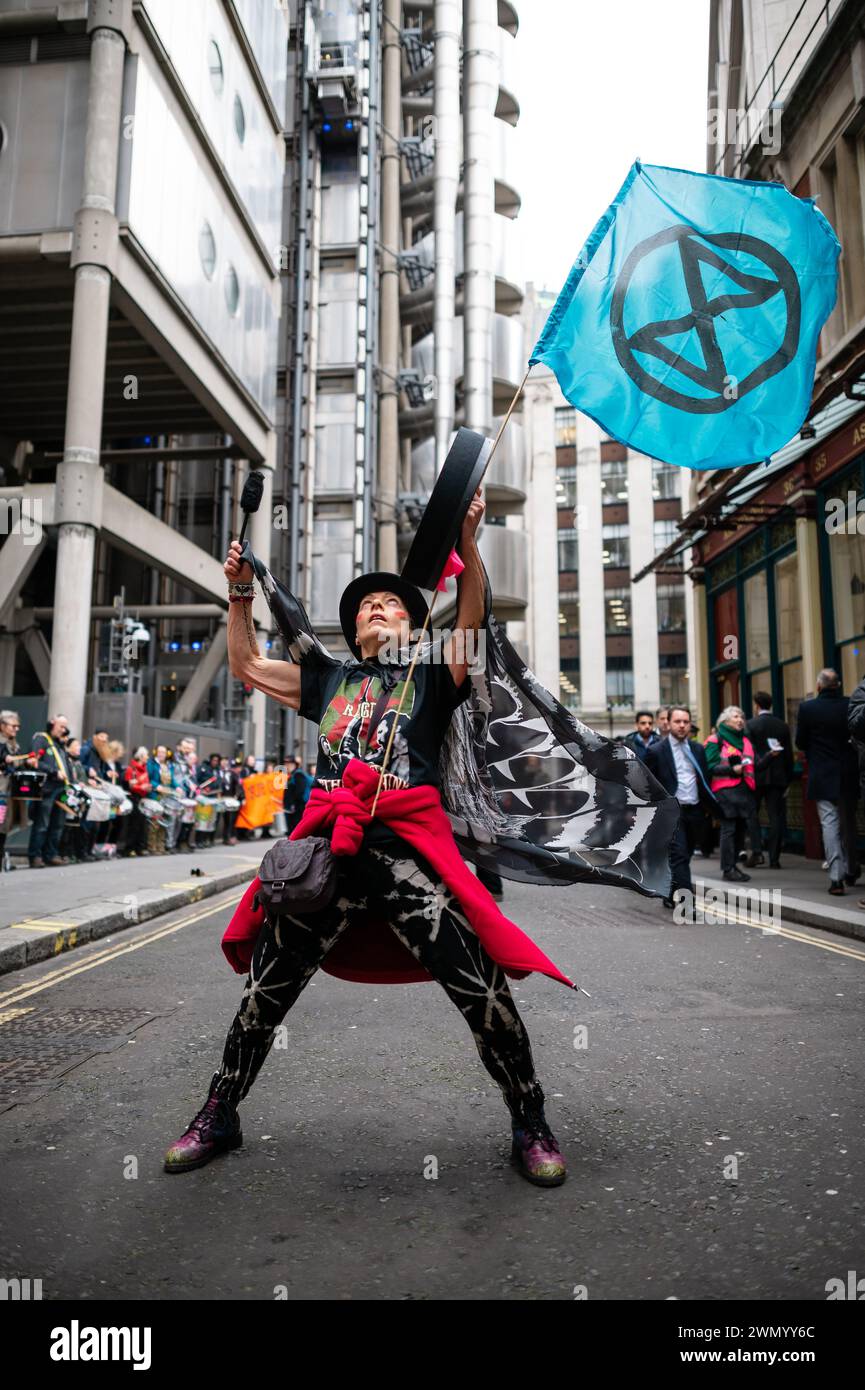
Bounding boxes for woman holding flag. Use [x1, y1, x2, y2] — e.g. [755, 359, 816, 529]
[163, 490, 571, 1188]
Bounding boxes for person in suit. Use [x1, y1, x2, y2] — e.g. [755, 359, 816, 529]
[795, 669, 860, 895]
[745, 690, 795, 869]
[645, 705, 717, 907]
[624, 710, 660, 762]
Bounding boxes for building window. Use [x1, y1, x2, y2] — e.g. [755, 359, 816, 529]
[657, 582, 685, 632]
[601, 458, 628, 504]
[208, 39, 224, 96]
[775, 551, 803, 724]
[606, 657, 633, 706]
[743, 569, 771, 695]
[233, 94, 246, 144]
[558, 528, 579, 571]
[559, 661, 580, 710]
[659, 655, 688, 710]
[224, 264, 240, 315]
[654, 518, 682, 566]
[602, 523, 629, 568]
[824, 477, 865, 692]
[556, 468, 577, 511]
[605, 588, 631, 633]
[555, 406, 577, 448]
[652, 459, 680, 500]
[559, 598, 579, 637]
[199, 221, 216, 279]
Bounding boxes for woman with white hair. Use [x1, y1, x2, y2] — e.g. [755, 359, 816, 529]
[704, 705, 760, 882]
[122, 744, 153, 857]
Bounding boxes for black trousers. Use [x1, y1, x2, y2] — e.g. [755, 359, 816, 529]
[754, 785, 786, 865]
[669, 803, 708, 893]
[716, 786, 760, 873]
[214, 843, 545, 1118]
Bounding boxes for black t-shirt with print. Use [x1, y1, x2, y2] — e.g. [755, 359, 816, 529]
[298, 643, 471, 847]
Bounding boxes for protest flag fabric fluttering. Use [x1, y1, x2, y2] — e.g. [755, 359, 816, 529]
[530, 161, 841, 470]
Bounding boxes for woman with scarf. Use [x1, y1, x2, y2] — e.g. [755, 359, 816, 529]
[704, 706, 760, 883]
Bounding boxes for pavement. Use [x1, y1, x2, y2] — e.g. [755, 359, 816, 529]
[0, 840, 265, 976]
[692, 850, 865, 942]
[0, 868, 862, 1299]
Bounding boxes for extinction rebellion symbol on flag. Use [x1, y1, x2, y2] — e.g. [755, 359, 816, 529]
[610, 225, 802, 414]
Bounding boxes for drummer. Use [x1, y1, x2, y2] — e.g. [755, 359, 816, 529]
[28, 714, 74, 869]
[0, 709, 36, 871]
[165, 490, 569, 1188]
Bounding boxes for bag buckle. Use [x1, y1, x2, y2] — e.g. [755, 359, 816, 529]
[271, 879, 285, 890]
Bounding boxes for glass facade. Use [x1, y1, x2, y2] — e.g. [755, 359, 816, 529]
[821, 467, 865, 693]
[606, 657, 634, 706]
[652, 459, 681, 499]
[654, 518, 683, 566]
[605, 588, 631, 633]
[602, 523, 629, 568]
[554, 406, 577, 447]
[558, 528, 579, 572]
[601, 458, 628, 503]
[706, 520, 798, 721]
[657, 582, 685, 632]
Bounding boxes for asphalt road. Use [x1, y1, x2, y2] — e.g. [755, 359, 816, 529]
[0, 870, 863, 1301]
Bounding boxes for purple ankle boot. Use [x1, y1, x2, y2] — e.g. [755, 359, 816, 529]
[509, 1097, 567, 1187]
[164, 1074, 242, 1174]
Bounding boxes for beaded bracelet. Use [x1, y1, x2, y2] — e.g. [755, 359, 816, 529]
[228, 582, 255, 603]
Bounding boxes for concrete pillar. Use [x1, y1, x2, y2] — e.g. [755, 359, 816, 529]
[795, 510, 824, 698]
[49, 7, 129, 734]
[249, 450, 276, 764]
[576, 427, 606, 722]
[524, 379, 559, 690]
[627, 452, 660, 709]
[687, 569, 711, 738]
[434, 0, 462, 468]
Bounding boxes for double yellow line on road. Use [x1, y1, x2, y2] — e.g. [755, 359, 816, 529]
[704, 906, 865, 962]
[0, 893, 239, 1012]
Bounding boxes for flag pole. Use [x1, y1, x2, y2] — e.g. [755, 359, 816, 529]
[369, 362, 533, 818]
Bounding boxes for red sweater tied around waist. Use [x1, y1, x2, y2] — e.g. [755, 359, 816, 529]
[221, 757, 576, 991]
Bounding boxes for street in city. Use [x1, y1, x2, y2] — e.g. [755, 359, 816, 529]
[0, 860, 862, 1302]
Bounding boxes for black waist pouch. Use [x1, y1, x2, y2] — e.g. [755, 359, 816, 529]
[253, 835, 337, 916]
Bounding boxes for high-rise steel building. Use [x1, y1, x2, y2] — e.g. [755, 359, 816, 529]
[284, 0, 535, 757]
[0, 0, 540, 763]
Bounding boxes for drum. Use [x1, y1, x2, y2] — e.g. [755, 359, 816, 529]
[180, 797, 196, 824]
[58, 784, 90, 820]
[223, 796, 240, 812]
[401, 428, 492, 590]
[140, 798, 163, 821]
[9, 769, 46, 800]
[194, 796, 219, 830]
[84, 787, 112, 822]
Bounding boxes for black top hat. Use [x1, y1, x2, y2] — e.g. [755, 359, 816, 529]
[339, 571, 430, 660]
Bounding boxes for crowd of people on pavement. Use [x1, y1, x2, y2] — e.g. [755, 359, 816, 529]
[622, 668, 865, 911]
[0, 709, 316, 870]
[4, 672, 865, 905]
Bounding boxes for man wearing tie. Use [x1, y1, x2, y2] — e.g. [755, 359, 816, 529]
[645, 705, 717, 908]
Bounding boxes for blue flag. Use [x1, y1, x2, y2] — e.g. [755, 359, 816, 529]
[530, 161, 841, 470]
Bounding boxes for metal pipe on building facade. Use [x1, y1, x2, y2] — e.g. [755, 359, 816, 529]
[376, 0, 403, 571]
[462, 0, 497, 433]
[434, 0, 462, 468]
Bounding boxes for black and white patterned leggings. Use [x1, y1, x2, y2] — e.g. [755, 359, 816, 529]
[214, 844, 545, 1118]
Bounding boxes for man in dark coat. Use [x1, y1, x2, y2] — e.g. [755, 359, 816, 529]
[745, 689, 795, 869]
[624, 710, 660, 763]
[795, 669, 860, 895]
[645, 704, 717, 907]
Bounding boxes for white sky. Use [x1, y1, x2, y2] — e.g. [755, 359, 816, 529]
[517, 0, 711, 293]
